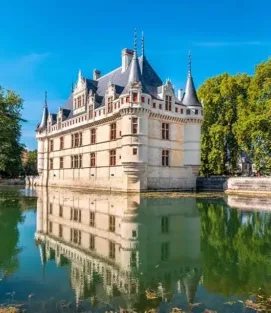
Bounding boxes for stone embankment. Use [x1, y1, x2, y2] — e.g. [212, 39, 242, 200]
[0, 178, 24, 186]
[226, 177, 271, 195]
[197, 177, 271, 195]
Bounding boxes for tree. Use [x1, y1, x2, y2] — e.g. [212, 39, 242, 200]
[0, 86, 25, 178]
[198, 73, 251, 176]
[234, 58, 271, 172]
[22, 150, 38, 176]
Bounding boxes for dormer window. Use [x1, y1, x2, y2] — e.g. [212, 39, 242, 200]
[132, 93, 138, 102]
[165, 96, 172, 111]
[108, 96, 113, 113]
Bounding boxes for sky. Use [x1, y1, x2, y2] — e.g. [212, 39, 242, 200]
[0, 0, 270, 150]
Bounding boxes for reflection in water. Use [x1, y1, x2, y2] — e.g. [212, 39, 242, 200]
[33, 188, 271, 312]
[35, 188, 201, 311]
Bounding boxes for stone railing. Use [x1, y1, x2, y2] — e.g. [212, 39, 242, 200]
[196, 176, 228, 191]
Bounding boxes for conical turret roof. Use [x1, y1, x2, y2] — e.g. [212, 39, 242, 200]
[37, 92, 49, 130]
[182, 52, 202, 107]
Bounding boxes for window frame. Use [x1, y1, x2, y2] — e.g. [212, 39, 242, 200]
[109, 149, 116, 166]
[162, 150, 169, 166]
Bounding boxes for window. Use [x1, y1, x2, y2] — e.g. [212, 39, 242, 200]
[161, 242, 169, 261]
[74, 155, 79, 168]
[132, 230, 137, 238]
[126, 96, 130, 103]
[132, 93, 138, 102]
[109, 215, 116, 232]
[131, 251, 137, 268]
[162, 123, 169, 140]
[186, 109, 191, 115]
[79, 133, 82, 146]
[165, 95, 172, 111]
[161, 216, 169, 233]
[195, 109, 198, 115]
[49, 203, 53, 214]
[49, 221, 53, 233]
[159, 103, 162, 109]
[79, 155, 82, 168]
[175, 107, 178, 113]
[70, 229, 81, 245]
[121, 98, 124, 104]
[90, 153, 96, 167]
[133, 148, 137, 155]
[153, 102, 156, 108]
[71, 134, 74, 147]
[141, 96, 145, 103]
[110, 149, 116, 166]
[148, 98, 150, 104]
[106, 269, 112, 286]
[60, 137, 64, 150]
[181, 108, 184, 114]
[50, 158, 54, 170]
[71, 156, 74, 168]
[89, 234, 95, 250]
[110, 123, 116, 140]
[59, 224, 63, 238]
[108, 96, 113, 113]
[90, 211, 95, 227]
[50, 140, 54, 152]
[74, 133, 79, 147]
[91, 129, 96, 144]
[162, 150, 169, 166]
[201, 110, 203, 116]
[59, 205, 63, 217]
[72, 133, 82, 147]
[71, 208, 81, 222]
[132, 118, 138, 134]
[77, 96, 82, 108]
[60, 157, 63, 169]
[109, 241, 115, 259]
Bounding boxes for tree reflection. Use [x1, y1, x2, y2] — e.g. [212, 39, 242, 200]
[0, 192, 24, 279]
[199, 200, 271, 296]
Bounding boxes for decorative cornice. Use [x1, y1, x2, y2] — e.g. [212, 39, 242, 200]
[119, 107, 150, 116]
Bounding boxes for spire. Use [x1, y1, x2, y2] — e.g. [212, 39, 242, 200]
[188, 50, 192, 77]
[134, 28, 137, 53]
[182, 51, 202, 107]
[142, 31, 144, 55]
[71, 80, 74, 93]
[37, 91, 49, 130]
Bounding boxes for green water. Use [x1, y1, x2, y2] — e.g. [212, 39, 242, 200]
[0, 187, 271, 313]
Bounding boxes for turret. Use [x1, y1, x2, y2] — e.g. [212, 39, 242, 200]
[37, 91, 49, 131]
[183, 52, 203, 174]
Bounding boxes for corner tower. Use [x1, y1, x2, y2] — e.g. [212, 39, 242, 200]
[183, 52, 203, 177]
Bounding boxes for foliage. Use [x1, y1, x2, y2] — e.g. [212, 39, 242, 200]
[0, 195, 24, 279]
[22, 150, 38, 176]
[199, 200, 271, 296]
[0, 87, 25, 178]
[234, 59, 271, 171]
[198, 73, 251, 176]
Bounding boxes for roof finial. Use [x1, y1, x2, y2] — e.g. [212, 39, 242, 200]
[142, 31, 144, 56]
[188, 50, 192, 77]
[71, 80, 74, 93]
[44, 91, 47, 107]
[134, 28, 137, 53]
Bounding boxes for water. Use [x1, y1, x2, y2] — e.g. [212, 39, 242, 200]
[1, 187, 271, 313]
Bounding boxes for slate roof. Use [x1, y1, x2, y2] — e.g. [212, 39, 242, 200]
[37, 104, 48, 130]
[182, 73, 202, 107]
[39, 50, 201, 127]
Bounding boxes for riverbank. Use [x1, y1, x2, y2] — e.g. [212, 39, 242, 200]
[0, 179, 24, 186]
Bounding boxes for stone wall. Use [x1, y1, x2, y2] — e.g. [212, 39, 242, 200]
[227, 177, 271, 194]
[196, 177, 228, 191]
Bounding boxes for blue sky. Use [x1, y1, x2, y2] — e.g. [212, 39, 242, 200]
[0, 0, 270, 150]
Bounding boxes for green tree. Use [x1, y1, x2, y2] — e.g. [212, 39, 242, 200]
[23, 150, 38, 176]
[0, 86, 25, 178]
[234, 58, 271, 172]
[198, 74, 251, 176]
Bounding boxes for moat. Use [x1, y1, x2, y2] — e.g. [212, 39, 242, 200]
[1, 187, 271, 313]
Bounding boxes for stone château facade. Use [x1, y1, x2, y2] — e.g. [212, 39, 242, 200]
[36, 35, 203, 191]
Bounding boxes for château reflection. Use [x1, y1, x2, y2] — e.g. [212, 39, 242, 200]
[35, 188, 201, 310]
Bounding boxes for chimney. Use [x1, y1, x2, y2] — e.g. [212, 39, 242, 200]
[178, 89, 183, 101]
[93, 69, 101, 80]
[122, 48, 133, 73]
